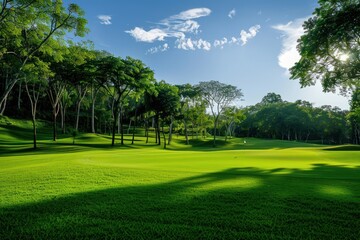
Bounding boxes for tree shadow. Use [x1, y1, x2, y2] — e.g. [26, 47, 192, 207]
[323, 145, 360, 151]
[1, 164, 359, 239]
[168, 138, 323, 152]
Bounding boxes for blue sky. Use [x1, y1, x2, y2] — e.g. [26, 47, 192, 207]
[65, 0, 349, 109]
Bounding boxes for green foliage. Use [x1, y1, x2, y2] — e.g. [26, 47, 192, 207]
[290, 0, 360, 93]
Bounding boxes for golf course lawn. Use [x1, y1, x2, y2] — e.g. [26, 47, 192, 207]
[0, 119, 359, 239]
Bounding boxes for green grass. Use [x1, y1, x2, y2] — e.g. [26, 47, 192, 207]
[0, 118, 359, 239]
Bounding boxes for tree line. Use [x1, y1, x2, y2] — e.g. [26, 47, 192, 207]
[1, 0, 359, 149]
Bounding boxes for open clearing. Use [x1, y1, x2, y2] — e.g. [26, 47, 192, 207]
[0, 120, 359, 239]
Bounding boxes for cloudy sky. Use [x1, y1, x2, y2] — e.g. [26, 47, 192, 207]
[64, 0, 349, 109]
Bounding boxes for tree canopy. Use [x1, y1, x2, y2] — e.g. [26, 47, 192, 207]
[290, 0, 360, 94]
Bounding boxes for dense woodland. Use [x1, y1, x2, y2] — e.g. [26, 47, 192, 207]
[1, 0, 359, 148]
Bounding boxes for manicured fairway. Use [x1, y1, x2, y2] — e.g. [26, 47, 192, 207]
[0, 120, 359, 239]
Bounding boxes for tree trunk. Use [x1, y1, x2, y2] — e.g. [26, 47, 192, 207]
[184, 119, 189, 145]
[17, 81, 22, 110]
[213, 116, 218, 147]
[162, 125, 166, 149]
[53, 109, 57, 141]
[75, 101, 81, 131]
[118, 111, 121, 134]
[0, 96, 7, 115]
[0, 78, 18, 116]
[32, 117, 37, 149]
[111, 109, 117, 146]
[91, 98, 96, 133]
[156, 115, 161, 145]
[63, 106, 66, 134]
[120, 106, 124, 145]
[168, 116, 173, 145]
[146, 118, 149, 144]
[131, 110, 137, 145]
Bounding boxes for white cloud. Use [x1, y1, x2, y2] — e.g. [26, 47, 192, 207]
[170, 20, 200, 34]
[214, 37, 228, 49]
[176, 38, 211, 51]
[126, 8, 213, 52]
[272, 18, 308, 73]
[125, 27, 169, 42]
[169, 8, 211, 20]
[147, 43, 169, 54]
[258, 10, 262, 15]
[127, 8, 211, 44]
[98, 15, 112, 25]
[213, 25, 261, 49]
[228, 9, 236, 19]
[240, 25, 261, 46]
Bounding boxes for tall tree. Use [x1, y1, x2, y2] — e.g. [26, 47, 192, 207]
[145, 81, 179, 149]
[197, 80, 243, 146]
[177, 84, 200, 144]
[99, 56, 154, 146]
[23, 57, 53, 149]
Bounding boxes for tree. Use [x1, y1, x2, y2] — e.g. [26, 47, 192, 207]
[260, 92, 283, 105]
[348, 88, 360, 144]
[197, 80, 243, 146]
[60, 42, 95, 132]
[290, 0, 360, 93]
[99, 56, 154, 146]
[222, 107, 246, 141]
[145, 81, 179, 149]
[177, 84, 200, 144]
[0, 0, 87, 115]
[23, 57, 53, 149]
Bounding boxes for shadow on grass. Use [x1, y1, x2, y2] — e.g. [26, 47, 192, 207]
[1, 164, 359, 239]
[167, 138, 323, 152]
[323, 145, 360, 151]
[0, 141, 161, 157]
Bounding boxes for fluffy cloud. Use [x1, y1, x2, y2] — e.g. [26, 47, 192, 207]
[126, 8, 213, 52]
[127, 8, 211, 43]
[240, 25, 261, 46]
[147, 43, 170, 54]
[228, 9, 236, 19]
[126, 27, 169, 42]
[272, 18, 308, 72]
[98, 15, 112, 25]
[176, 38, 211, 51]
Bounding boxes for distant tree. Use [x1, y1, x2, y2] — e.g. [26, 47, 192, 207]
[260, 92, 283, 105]
[222, 106, 246, 141]
[145, 81, 180, 149]
[177, 84, 200, 144]
[290, 0, 360, 93]
[197, 80, 243, 146]
[348, 89, 360, 144]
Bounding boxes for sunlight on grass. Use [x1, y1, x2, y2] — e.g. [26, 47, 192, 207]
[201, 177, 262, 191]
[319, 186, 352, 196]
[1, 119, 360, 239]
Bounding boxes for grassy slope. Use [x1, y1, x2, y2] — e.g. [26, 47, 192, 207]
[0, 118, 359, 239]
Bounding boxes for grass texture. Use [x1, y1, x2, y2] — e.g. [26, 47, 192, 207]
[0, 117, 359, 239]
